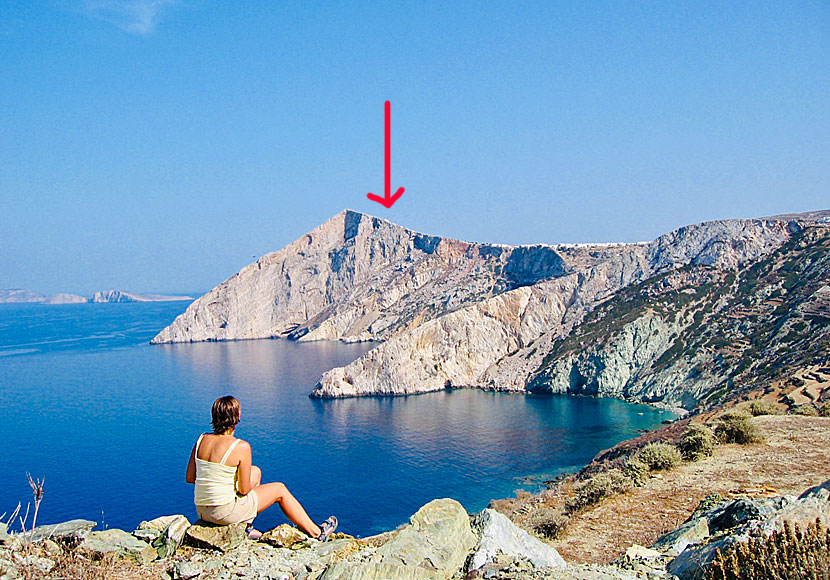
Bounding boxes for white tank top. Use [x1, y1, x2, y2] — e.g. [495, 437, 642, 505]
[193, 433, 241, 506]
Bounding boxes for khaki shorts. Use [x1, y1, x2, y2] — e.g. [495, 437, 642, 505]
[197, 492, 259, 525]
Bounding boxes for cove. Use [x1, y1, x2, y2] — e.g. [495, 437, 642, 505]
[0, 303, 671, 536]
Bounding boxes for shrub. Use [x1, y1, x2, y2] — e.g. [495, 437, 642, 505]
[706, 519, 830, 580]
[819, 402, 830, 418]
[528, 507, 569, 539]
[566, 469, 632, 513]
[678, 424, 716, 461]
[714, 412, 763, 444]
[623, 456, 650, 486]
[792, 403, 819, 416]
[748, 400, 781, 416]
[636, 442, 682, 471]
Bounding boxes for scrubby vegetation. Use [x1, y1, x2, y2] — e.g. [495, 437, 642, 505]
[566, 469, 633, 513]
[678, 424, 716, 461]
[748, 399, 782, 416]
[622, 456, 650, 486]
[706, 519, 830, 580]
[635, 442, 683, 471]
[528, 507, 568, 539]
[792, 403, 820, 416]
[714, 412, 763, 444]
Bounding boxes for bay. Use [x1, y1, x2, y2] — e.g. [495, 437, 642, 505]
[0, 302, 671, 536]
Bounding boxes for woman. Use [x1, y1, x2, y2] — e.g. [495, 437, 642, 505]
[186, 395, 337, 541]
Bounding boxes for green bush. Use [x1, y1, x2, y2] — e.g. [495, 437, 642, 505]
[636, 442, 683, 471]
[678, 424, 716, 461]
[748, 400, 781, 416]
[623, 456, 650, 486]
[792, 403, 819, 416]
[528, 507, 568, 539]
[706, 519, 830, 580]
[819, 402, 830, 418]
[566, 469, 632, 513]
[714, 412, 763, 444]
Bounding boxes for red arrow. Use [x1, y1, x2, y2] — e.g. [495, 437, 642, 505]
[367, 100, 404, 209]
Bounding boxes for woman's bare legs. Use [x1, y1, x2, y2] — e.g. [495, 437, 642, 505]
[252, 480, 321, 538]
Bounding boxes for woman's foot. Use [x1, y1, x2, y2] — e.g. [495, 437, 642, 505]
[246, 523, 263, 540]
[316, 516, 337, 542]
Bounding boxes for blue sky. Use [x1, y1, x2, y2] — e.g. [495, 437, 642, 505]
[1, 1, 827, 295]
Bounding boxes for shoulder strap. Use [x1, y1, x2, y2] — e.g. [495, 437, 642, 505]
[195, 433, 206, 458]
[220, 439, 241, 465]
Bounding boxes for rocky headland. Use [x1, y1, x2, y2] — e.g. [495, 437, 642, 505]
[152, 208, 829, 414]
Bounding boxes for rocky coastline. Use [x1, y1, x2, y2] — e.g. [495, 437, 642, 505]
[2, 477, 827, 580]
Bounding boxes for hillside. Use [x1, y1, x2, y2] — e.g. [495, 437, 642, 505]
[150, 208, 829, 412]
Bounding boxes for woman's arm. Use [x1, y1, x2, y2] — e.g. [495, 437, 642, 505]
[186, 442, 197, 484]
[235, 441, 253, 495]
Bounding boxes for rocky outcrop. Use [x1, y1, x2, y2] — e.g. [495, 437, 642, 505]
[91, 290, 193, 303]
[152, 210, 617, 345]
[311, 218, 799, 401]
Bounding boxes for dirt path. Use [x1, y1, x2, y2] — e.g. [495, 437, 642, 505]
[552, 415, 830, 564]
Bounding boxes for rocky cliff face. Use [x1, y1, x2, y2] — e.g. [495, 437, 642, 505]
[311, 218, 801, 402]
[152, 208, 827, 411]
[152, 210, 616, 345]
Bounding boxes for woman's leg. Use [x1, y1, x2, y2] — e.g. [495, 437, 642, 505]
[252, 482, 321, 538]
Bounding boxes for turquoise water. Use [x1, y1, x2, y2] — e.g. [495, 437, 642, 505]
[0, 302, 671, 535]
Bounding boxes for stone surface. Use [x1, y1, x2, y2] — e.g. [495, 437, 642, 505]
[173, 560, 203, 580]
[29, 519, 96, 545]
[79, 529, 156, 563]
[153, 515, 191, 558]
[184, 521, 247, 552]
[0, 523, 8, 545]
[468, 509, 566, 570]
[623, 544, 661, 561]
[260, 524, 308, 549]
[368, 498, 477, 579]
[137, 514, 189, 532]
[650, 516, 709, 556]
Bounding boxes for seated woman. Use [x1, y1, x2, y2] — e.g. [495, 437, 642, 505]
[186, 395, 337, 541]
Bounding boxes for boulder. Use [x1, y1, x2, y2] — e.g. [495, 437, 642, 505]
[132, 529, 159, 543]
[798, 479, 830, 500]
[184, 520, 246, 552]
[260, 524, 308, 549]
[624, 544, 661, 561]
[151, 515, 190, 558]
[650, 516, 709, 555]
[29, 519, 96, 546]
[467, 509, 566, 570]
[708, 498, 776, 532]
[172, 560, 202, 580]
[321, 499, 475, 580]
[79, 529, 156, 564]
[136, 515, 188, 532]
[667, 535, 740, 580]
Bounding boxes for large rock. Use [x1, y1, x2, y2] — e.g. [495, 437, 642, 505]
[260, 524, 308, 549]
[321, 498, 476, 580]
[467, 509, 566, 570]
[29, 519, 96, 546]
[651, 516, 709, 555]
[79, 529, 156, 563]
[184, 520, 246, 552]
[151, 515, 191, 558]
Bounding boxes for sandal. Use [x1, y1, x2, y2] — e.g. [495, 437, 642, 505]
[316, 516, 338, 542]
[246, 524, 263, 540]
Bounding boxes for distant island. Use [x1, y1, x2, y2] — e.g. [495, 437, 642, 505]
[0, 288, 193, 304]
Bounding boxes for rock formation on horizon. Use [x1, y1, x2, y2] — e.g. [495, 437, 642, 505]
[152, 208, 830, 411]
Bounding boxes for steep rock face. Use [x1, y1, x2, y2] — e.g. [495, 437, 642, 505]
[152, 210, 604, 345]
[311, 219, 799, 400]
[527, 226, 830, 409]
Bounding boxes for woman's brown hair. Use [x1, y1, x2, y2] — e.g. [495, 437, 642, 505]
[211, 396, 240, 434]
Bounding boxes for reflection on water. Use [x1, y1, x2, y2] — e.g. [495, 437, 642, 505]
[0, 304, 671, 536]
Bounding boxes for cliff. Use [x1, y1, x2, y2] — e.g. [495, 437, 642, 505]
[152, 210, 619, 345]
[151, 208, 828, 411]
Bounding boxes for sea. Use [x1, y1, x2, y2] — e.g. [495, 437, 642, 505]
[0, 301, 672, 536]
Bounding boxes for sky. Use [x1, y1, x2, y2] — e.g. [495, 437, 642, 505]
[1, 1, 828, 296]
